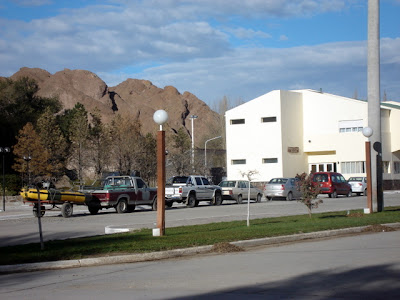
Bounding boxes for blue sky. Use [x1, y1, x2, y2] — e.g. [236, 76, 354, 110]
[1, 0, 399, 107]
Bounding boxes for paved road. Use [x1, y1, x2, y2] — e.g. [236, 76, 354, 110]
[0, 192, 399, 247]
[1, 230, 399, 299]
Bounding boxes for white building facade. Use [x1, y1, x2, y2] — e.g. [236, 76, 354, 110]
[225, 89, 400, 188]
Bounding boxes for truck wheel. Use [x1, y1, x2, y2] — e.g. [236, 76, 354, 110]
[152, 199, 157, 211]
[116, 199, 128, 213]
[187, 194, 196, 208]
[166, 201, 173, 208]
[61, 202, 73, 218]
[214, 193, 222, 206]
[286, 192, 293, 201]
[88, 206, 100, 215]
[256, 194, 262, 203]
[236, 195, 243, 204]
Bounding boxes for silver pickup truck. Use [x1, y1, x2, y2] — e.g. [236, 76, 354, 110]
[165, 175, 222, 208]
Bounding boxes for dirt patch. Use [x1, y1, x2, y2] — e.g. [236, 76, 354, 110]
[347, 212, 364, 218]
[211, 242, 244, 253]
[362, 224, 396, 232]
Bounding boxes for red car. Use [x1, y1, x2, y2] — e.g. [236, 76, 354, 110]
[311, 172, 352, 198]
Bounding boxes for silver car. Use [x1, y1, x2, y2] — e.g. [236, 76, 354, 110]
[264, 177, 301, 201]
[347, 177, 367, 196]
[219, 180, 263, 204]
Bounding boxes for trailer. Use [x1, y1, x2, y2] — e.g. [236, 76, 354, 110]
[20, 188, 92, 218]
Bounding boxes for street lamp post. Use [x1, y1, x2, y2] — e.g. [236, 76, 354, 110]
[0, 147, 10, 212]
[368, 0, 383, 212]
[189, 115, 198, 171]
[23, 155, 32, 186]
[153, 110, 169, 236]
[363, 127, 373, 213]
[204, 136, 222, 174]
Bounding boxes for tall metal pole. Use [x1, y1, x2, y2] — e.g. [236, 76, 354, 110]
[153, 110, 168, 237]
[2, 154, 5, 212]
[204, 136, 222, 173]
[156, 130, 166, 236]
[1, 147, 10, 211]
[190, 115, 198, 171]
[365, 141, 373, 212]
[368, 0, 383, 212]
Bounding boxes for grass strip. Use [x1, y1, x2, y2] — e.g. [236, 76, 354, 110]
[1, 207, 399, 265]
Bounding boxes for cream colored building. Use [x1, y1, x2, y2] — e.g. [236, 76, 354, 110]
[225, 89, 400, 188]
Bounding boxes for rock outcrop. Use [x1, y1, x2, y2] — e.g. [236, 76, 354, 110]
[10, 67, 222, 147]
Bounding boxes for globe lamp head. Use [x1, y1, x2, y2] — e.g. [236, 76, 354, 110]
[362, 127, 373, 138]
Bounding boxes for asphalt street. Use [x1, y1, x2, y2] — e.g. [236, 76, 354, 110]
[0, 192, 400, 247]
[0, 230, 399, 299]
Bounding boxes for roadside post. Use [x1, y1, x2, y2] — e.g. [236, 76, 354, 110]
[153, 110, 169, 236]
[0, 147, 10, 212]
[36, 186, 45, 250]
[363, 127, 373, 213]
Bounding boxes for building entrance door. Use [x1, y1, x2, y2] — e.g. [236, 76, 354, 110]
[310, 162, 336, 173]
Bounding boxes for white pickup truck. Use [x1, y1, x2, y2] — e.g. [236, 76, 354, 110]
[165, 175, 222, 208]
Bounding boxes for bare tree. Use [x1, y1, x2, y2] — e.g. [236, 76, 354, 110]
[110, 114, 142, 175]
[68, 103, 89, 184]
[88, 109, 112, 178]
[240, 170, 259, 227]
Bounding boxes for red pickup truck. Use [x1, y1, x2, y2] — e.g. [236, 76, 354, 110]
[85, 175, 158, 214]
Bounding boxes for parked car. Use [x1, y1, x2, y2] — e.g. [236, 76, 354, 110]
[263, 177, 301, 201]
[219, 180, 263, 204]
[311, 172, 352, 198]
[347, 177, 367, 196]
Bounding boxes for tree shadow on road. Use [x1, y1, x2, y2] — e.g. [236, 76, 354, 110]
[171, 264, 400, 299]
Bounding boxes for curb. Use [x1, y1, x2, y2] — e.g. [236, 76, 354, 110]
[1, 223, 399, 274]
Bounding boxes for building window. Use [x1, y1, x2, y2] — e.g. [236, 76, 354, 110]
[232, 159, 246, 165]
[230, 119, 245, 125]
[261, 117, 277, 123]
[383, 161, 390, 173]
[339, 127, 363, 133]
[263, 158, 278, 164]
[394, 162, 400, 174]
[338, 120, 363, 133]
[341, 161, 365, 174]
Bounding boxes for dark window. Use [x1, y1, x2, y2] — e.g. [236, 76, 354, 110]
[172, 176, 189, 184]
[230, 119, 245, 125]
[263, 158, 278, 164]
[136, 179, 146, 188]
[269, 178, 288, 184]
[262, 117, 277, 123]
[201, 177, 210, 185]
[195, 177, 203, 185]
[232, 159, 246, 165]
[313, 174, 328, 182]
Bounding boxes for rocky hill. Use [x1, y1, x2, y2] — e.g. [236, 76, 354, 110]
[9, 67, 222, 148]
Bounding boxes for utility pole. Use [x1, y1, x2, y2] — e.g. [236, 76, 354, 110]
[368, 0, 383, 212]
[190, 115, 198, 172]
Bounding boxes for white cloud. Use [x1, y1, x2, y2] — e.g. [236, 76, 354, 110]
[279, 35, 289, 41]
[228, 28, 271, 40]
[127, 38, 399, 104]
[0, 0, 399, 105]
